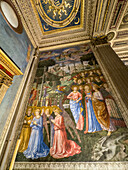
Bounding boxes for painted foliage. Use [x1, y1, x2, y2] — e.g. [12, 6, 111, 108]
[16, 44, 128, 162]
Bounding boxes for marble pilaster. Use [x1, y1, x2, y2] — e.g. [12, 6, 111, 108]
[90, 41, 128, 127]
[0, 79, 12, 104]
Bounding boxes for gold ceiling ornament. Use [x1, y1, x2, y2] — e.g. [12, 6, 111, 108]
[33, 0, 81, 28]
[44, 0, 72, 20]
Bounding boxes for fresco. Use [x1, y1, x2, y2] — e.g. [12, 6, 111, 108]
[0, 12, 33, 136]
[16, 44, 128, 163]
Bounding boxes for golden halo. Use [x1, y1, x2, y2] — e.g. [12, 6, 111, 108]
[93, 83, 100, 89]
[34, 107, 42, 116]
[84, 84, 91, 91]
[26, 106, 33, 115]
[71, 85, 79, 91]
[44, 106, 53, 115]
[52, 106, 62, 113]
[41, 106, 46, 110]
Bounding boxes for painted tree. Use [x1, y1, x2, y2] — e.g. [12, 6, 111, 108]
[80, 53, 98, 66]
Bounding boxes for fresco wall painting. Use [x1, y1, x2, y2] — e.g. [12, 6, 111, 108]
[15, 44, 128, 164]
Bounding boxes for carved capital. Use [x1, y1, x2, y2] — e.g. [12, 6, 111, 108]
[34, 47, 40, 58]
[91, 35, 109, 47]
[3, 78, 12, 87]
[0, 75, 4, 83]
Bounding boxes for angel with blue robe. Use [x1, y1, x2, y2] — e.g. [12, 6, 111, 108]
[23, 108, 49, 159]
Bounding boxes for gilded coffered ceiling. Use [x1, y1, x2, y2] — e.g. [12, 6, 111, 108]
[10, 0, 94, 49]
[32, 0, 82, 33]
[10, 0, 128, 63]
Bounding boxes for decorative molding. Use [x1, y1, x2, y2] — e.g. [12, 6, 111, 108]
[15, 0, 42, 42]
[93, 0, 117, 36]
[116, 30, 128, 39]
[119, 3, 128, 29]
[105, 0, 118, 34]
[115, 48, 128, 53]
[101, 0, 111, 31]
[0, 48, 23, 76]
[88, 0, 97, 36]
[120, 56, 128, 60]
[39, 39, 90, 52]
[109, 0, 127, 29]
[118, 52, 128, 56]
[14, 162, 128, 170]
[113, 41, 128, 48]
[39, 33, 90, 49]
[94, 0, 104, 33]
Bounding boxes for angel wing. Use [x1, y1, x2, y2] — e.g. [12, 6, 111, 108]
[59, 98, 81, 143]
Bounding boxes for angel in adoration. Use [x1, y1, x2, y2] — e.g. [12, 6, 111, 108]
[18, 107, 33, 152]
[44, 106, 55, 147]
[67, 85, 84, 131]
[59, 100, 81, 143]
[50, 106, 81, 159]
[23, 108, 49, 159]
[41, 106, 50, 143]
[84, 85, 102, 134]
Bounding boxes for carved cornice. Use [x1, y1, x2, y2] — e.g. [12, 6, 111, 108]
[88, 0, 97, 36]
[118, 52, 128, 57]
[39, 33, 90, 49]
[39, 39, 90, 52]
[0, 48, 23, 76]
[109, 0, 127, 30]
[0, 70, 13, 82]
[3, 79, 12, 87]
[14, 162, 128, 170]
